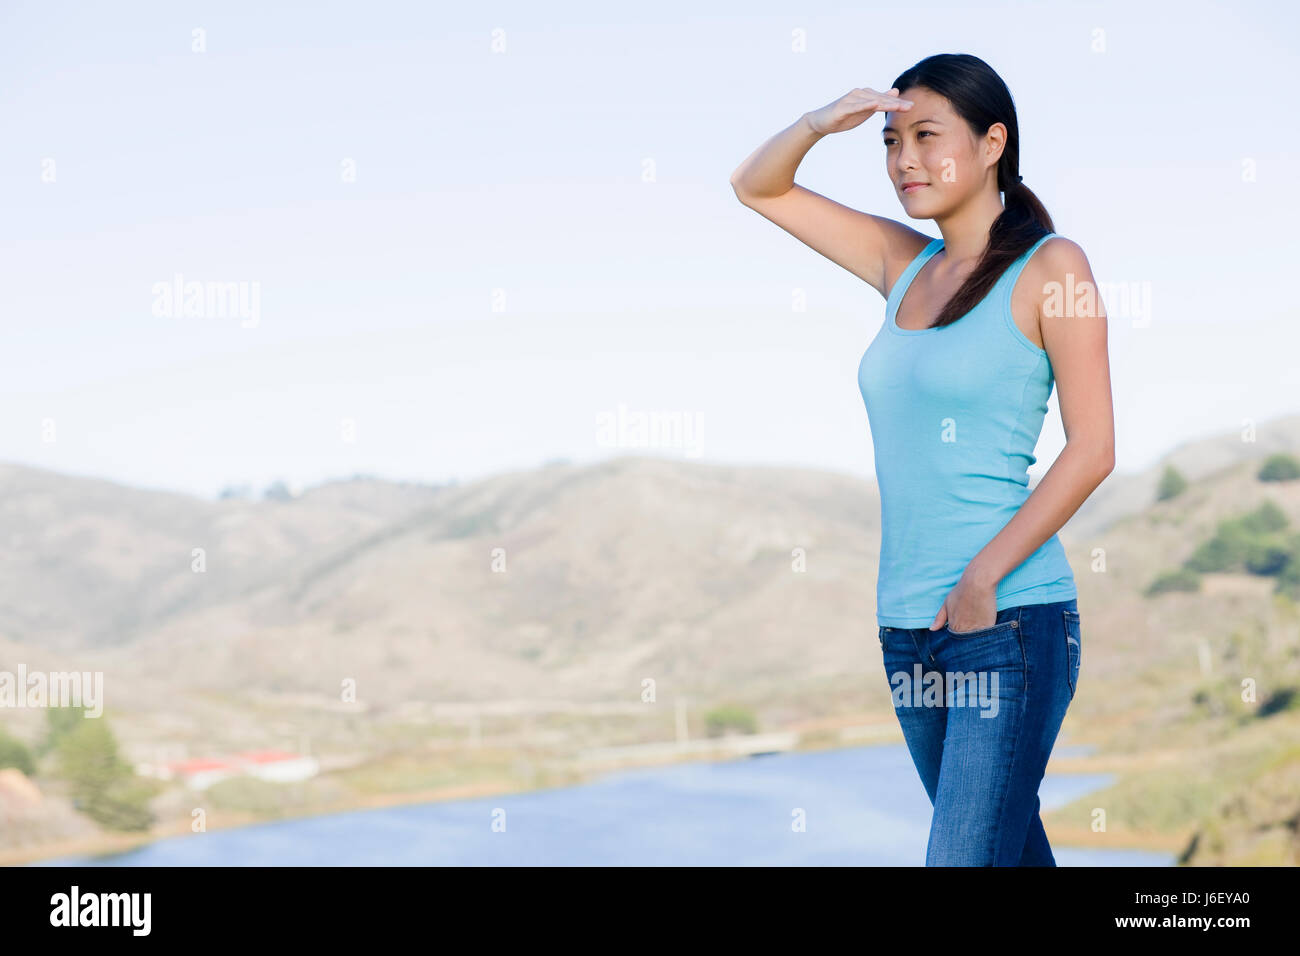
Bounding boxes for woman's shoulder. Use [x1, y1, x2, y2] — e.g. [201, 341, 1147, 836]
[1015, 233, 1095, 295]
[1017, 233, 1106, 326]
[1029, 233, 1091, 273]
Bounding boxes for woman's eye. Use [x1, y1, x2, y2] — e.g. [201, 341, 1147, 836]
[883, 132, 933, 146]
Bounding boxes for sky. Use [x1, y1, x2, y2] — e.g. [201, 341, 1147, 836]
[2, 0, 1298, 499]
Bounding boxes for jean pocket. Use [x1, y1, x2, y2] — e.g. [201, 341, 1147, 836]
[1063, 609, 1081, 699]
[944, 618, 1018, 639]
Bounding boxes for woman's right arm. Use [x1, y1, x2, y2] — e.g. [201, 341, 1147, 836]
[729, 88, 931, 297]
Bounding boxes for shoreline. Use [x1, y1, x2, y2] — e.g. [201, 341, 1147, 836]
[1, 778, 524, 867]
[3, 735, 1179, 866]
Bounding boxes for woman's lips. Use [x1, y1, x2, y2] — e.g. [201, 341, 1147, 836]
[902, 183, 928, 194]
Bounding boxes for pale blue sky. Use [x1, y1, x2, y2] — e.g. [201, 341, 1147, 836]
[3, 0, 1297, 498]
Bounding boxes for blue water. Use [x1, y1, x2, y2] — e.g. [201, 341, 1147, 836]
[35, 744, 1172, 866]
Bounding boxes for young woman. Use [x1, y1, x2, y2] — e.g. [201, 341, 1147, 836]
[730, 53, 1115, 866]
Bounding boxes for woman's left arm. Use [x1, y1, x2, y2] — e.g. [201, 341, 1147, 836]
[931, 237, 1115, 631]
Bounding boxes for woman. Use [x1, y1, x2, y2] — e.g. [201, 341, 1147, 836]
[730, 53, 1115, 866]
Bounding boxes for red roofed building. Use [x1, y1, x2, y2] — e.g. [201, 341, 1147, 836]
[139, 751, 319, 790]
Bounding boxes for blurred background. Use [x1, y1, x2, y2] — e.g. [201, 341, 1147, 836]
[1, 0, 1297, 865]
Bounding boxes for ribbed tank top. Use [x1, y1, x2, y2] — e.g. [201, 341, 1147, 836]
[857, 232, 1077, 627]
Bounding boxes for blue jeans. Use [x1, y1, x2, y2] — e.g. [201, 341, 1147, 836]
[877, 598, 1081, 866]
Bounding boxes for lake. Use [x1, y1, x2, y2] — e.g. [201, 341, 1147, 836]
[35, 743, 1173, 866]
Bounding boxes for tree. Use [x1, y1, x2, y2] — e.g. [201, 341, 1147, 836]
[54, 711, 155, 831]
[40, 704, 85, 757]
[1156, 465, 1188, 501]
[263, 479, 293, 501]
[0, 727, 35, 776]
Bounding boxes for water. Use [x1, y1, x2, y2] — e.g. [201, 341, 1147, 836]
[35, 744, 1172, 866]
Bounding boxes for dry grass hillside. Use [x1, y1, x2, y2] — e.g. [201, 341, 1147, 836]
[0, 415, 1297, 863]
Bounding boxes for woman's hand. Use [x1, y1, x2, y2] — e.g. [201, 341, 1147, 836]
[804, 87, 913, 136]
[930, 573, 998, 633]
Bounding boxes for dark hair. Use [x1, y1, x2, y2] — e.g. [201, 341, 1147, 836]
[890, 53, 1054, 329]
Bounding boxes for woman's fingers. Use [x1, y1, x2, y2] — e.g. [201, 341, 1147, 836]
[866, 88, 913, 110]
[812, 86, 912, 133]
[851, 89, 913, 114]
[853, 87, 907, 100]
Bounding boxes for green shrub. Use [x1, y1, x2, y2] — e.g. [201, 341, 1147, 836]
[1237, 500, 1289, 535]
[1244, 534, 1293, 576]
[1184, 524, 1252, 572]
[1277, 553, 1300, 600]
[0, 728, 35, 776]
[1156, 465, 1188, 501]
[1146, 567, 1201, 596]
[703, 704, 758, 738]
[1185, 502, 1290, 573]
[1257, 687, 1298, 718]
[1258, 454, 1300, 482]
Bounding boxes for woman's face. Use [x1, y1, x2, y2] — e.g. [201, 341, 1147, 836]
[883, 86, 1001, 217]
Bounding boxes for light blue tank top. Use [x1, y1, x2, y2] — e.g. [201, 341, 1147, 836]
[857, 232, 1077, 627]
